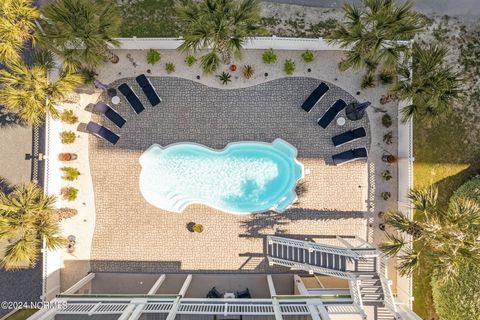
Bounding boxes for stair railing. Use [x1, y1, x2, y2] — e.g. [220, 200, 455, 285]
[267, 256, 353, 280]
[267, 236, 360, 259]
[377, 253, 402, 319]
[348, 278, 367, 320]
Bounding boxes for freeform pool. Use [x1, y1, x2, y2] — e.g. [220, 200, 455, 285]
[139, 139, 304, 214]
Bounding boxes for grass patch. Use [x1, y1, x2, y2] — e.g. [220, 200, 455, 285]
[118, 0, 184, 37]
[413, 112, 480, 319]
[5, 309, 38, 320]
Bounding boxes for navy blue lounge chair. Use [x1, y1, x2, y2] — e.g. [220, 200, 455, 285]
[118, 83, 145, 114]
[86, 121, 120, 145]
[94, 102, 126, 128]
[317, 99, 347, 129]
[206, 287, 223, 298]
[301, 82, 329, 112]
[235, 288, 251, 299]
[135, 74, 161, 106]
[332, 147, 368, 166]
[332, 127, 366, 147]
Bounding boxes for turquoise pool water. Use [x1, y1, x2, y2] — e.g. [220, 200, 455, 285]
[139, 139, 304, 214]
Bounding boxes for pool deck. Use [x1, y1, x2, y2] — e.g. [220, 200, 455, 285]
[57, 49, 398, 289]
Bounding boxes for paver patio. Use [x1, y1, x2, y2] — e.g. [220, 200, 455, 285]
[87, 77, 371, 273]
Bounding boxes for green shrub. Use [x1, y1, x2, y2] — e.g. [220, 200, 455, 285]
[283, 59, 295, 75]
[146, 49, 161, 65]
[184, 55, 197, 67]
[60, 131, 76, 144]
[361, 72, 376, 89]
[61, 187, 78, 202]
[451, 176, 480, 202]
[382, 170, 392, 181]
[60, 110, 78, 124]
[431, 262, 480, 320]
[301, 50, 315, 63]
[192, 223, 204, 233]
[61, 167, 80, 181]
[382, 114, 392, 128]
[218, 72, 232, 85]
[242, 65, 254, 79]
[262, 49, 277, 64]
[165, 62, 175, 74]
[379, 70, 395, 84]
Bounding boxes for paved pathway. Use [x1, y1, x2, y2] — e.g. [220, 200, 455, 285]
[88, 77, 370, 273]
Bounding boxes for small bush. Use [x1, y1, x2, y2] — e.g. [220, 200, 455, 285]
[165, 62, 175, 74]
[382, 170, 392, 181]
[56, 207, 78, 220]
[61, 187, 78, 202]
[146, 49, 161, 65]
[60, 110, 78, 124]
[60, 131, 76, 144]
[451, 176, 480, 202]
[383, 131, 393, 144]
[382, 114, 393, 128]
[262, 49, 277, 64]
[283, 59, 295, 75]
[218, 72, 232, 85]
[61, 167, 80, 181]
[301, 50, 315, 63]
[379, 71, 395, 84]
[184, 55, 197, 67]
[381, 191, 391, 200]
[192, 223, 204, 233]
[361, 72, 376, 89]
[242, 65, 254, 79]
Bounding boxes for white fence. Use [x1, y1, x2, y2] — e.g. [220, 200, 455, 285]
[115, 36, 345, 51]
[396, 98, 414, 309]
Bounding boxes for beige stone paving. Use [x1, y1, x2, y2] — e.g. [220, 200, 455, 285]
[88, 77, 373, 273]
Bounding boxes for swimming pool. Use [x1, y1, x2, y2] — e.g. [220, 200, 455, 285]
[139, 139, 304, 214]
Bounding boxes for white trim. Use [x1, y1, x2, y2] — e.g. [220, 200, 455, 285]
[147, 275, 166, 295]
[63, 273, 95, 294]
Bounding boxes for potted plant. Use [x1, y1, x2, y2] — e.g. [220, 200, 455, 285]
[187, 222, 204, 233]
[58, 153, 78, 161]
[229, 64, 237, 72]
[382, 154, 397, 163]
[382, 170, 392, 181]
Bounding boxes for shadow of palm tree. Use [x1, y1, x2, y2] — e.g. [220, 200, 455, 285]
[0, 177, 13, 194]
[0, 107, 25, 128]
[240, 208, 365, 238]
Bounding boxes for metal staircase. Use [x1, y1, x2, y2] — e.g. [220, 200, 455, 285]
[266, 236, 402, 320]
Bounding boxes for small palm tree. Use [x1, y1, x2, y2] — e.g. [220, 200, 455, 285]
[0, 183, 65, 270]
[327, 0, 425, 74]
[176, 0, 261, 73]
[39, 0, 121, 71]
[391, 43, 464, 122]
[0, 0, 40, 64]
[0, 61, 83, 125]
[380, 187, 480, 283]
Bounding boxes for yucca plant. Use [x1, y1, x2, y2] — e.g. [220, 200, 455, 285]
[380, 187, 480, 283]
[218, 71, 232, 85]
[184, 55, 197, 67]
[262, 49, 277, 64]
[0, 62, 83, 126]
[242, 65, 255, 79]
[301, 50, 315, 63]
[0, 183, 66, 270]
[165, 63, 175, 74]
[361, 72, 376, 89]
[39, 0, 122, 71]
[391, 43, 464, 123]
[176, 0, 261, 73]
[0, 0, 40, 64]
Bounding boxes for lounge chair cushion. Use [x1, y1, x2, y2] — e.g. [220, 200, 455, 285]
[301, 82, 329, 112]
[317, 99, 347, 129]
[332, 147, 367, 166]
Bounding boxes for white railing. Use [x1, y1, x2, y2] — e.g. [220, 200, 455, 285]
[348, 279, 367, 319]
[267, 256, 353, 280]
[379, 274, 400, 319]
[268, 236, 361, 259]
[115, 36, 345, 51]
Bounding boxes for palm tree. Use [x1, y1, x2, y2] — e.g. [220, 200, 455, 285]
[39, 0, 121, 71]
[327, 0, 425, 74]
[380, 187, 480, 283]
[0, 61, 83, 125]
[0, 183, 65, 270]
[390, 43, 464, 122]
[0, 0, 40, 64]
[176, 0, 261, 73]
